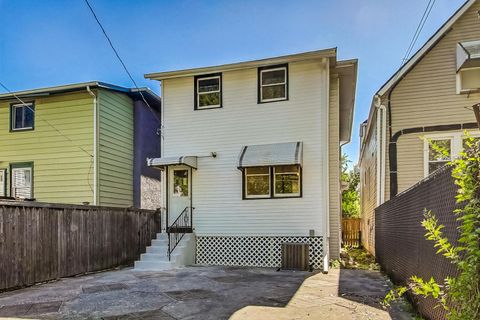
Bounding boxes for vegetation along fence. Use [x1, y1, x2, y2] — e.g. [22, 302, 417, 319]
[0, 201, 161, 291]
[375, 166, 460, 320]
[342, 218, 361, 247]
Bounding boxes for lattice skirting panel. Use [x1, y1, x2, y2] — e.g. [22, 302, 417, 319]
[196, 236, 324, 269]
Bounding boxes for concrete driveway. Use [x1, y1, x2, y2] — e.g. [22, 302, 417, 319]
[0, 266, 412, 319]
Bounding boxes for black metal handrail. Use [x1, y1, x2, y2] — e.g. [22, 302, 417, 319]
[167, 206, 192, 261]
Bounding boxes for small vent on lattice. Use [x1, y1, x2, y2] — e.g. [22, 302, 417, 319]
[281, 243, 309, 271]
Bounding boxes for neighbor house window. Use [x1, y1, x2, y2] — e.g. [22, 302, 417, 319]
[244, 165, 302, 199]
[195, 73, 222, 109]
[11, 103, 35, 131]
[11, 163, 33, 199]
[427, 139, 451, 174]
[258, 64, 288, 103]
[274, 165, 301, 197]
[0, 169, 6, 197]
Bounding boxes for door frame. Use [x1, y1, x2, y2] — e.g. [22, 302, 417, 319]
[166, 165, 192, 228]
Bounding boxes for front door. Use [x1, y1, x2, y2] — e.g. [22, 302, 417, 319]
[168, 166, 192, 226]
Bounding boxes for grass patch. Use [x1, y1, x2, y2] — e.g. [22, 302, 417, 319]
[339, 246, 380, 270]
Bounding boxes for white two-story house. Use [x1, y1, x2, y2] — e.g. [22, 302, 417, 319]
[135, 49, 357, 272]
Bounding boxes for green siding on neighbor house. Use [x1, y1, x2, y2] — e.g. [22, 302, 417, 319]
[98, 89, 134, 207]
[0, 91, 95, 204]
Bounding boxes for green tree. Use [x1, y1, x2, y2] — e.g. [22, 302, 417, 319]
[341, 154, 360, 218]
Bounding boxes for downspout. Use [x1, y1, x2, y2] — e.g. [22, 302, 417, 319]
[374, 95, 386, 206]
[86, 86, 98, 205]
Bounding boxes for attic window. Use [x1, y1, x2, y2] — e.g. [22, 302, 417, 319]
[258, 64, 288, 103]
[456, 40, 480, 93]
[195, 73, 222, 110]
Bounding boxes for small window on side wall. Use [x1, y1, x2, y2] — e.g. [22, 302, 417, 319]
[11, 163, 33, 199]
[0, 169, 6, 197]
[195, 74, 222, 110]
[11, 103, 35, 131]
[427, 139, 451, 174]
[258, 64, 288, 103]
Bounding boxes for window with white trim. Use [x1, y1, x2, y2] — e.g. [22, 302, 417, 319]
[11, 165, 33, 199]
[259, 65, 288, 103]
[423, 132, 480, 176]
[0, 169, 6, 197]
[427, 139, 452, 174]
[11, 103, 35, 131]
[195, 74, 221, 109]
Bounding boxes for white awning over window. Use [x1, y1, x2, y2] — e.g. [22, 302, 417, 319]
[147, 156, 197, 169]
[457, 40, 480, 71]
[238, 141, 303, 168]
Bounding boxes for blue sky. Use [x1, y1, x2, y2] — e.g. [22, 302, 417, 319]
[0, 0, 467, 164]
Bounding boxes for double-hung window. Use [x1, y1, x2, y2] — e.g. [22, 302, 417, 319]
[426, 138, 452, 174]
[11, 103, 35, 131]
[259, 64, 288, 103]
[195, 74, 222, 109]
[11, 163, 33, 199]
[244, 165, 301, 199]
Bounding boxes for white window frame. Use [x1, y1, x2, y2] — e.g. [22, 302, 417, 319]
[196, 75, 221, 109]
[423, 131, 480, 176]
[273, 165, 301, 197]
[0, 169, 6, 197]
[244, 167, 271, 199]
[259, 66, 287, 102]
[11, 166, 33, 199]
[11, 103, 34, 131]
[456, 66, 480, 94]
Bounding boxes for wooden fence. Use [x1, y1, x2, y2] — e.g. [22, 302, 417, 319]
[0, 201, 160, 291]
[342, 218, 361, 247]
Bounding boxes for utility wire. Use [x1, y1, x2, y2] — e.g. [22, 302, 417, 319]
[83, 0, 162, 128]
[401, 0, 436, 66]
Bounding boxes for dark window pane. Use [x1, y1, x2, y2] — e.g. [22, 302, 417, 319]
[428, 139, 451, 161]
[246, 175, 270, 196]
[262, 69, 285, 85]
[14, 107, 23, 129]
[262, 85, 286, 100]
[462, 137, 480, 150]
[275, 165, 299, 174]
[24, 106, 34, 128]
[429, 161, 448, 174]
[198, 92, 220, 107]
[275, 173, 300, 195]
[246, 167, 269, 175]
[198, 78, 219, 93]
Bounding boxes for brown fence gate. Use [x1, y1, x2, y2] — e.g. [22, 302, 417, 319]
[342, 218, 361, 247]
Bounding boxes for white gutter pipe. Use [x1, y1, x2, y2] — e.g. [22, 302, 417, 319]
[374, 95, 386, 206]
[86, 86, 98, 205]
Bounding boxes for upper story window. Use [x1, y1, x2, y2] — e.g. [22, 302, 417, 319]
[11, 103, 35, 131]
[194, 73, 222, 110]
[456, 40, 480, 93]
[258, 64, 288, 103]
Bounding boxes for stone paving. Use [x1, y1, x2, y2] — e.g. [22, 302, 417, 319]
[0, 266, 413, 319]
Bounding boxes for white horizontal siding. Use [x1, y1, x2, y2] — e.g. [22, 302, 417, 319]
[162, 59, 330, 236]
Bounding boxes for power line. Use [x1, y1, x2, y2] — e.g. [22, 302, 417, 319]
[401, 0, 436, 66]
[83, 0, 162, 127]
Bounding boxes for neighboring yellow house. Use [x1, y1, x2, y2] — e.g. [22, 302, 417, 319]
[0, 82, 161, 208]
[359, 0, 480, 254]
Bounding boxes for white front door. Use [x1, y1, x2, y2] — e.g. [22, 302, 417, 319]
[168, 166, 192, 226]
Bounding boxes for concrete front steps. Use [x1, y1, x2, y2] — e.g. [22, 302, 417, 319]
[134, 233, 195, 271]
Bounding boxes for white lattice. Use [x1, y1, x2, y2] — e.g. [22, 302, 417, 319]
[196, 236, 324, 269]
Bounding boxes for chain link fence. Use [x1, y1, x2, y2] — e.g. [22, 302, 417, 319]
[375, 166, 461, 320]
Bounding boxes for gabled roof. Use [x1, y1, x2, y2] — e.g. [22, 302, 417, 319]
[377, 0, 477, 96]
[0, 81, 161, 110]
[360, 0, 477, 161]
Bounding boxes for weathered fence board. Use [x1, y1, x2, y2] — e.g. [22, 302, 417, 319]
[375, 166, 460, 320]
[342, 218, 361, 247]
[0, 201, 160, 291]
